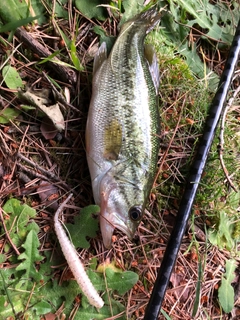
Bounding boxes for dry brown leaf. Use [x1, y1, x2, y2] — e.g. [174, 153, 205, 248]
[37, 180, 59, 210]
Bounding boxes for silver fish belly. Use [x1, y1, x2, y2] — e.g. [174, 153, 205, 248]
[86, 8, 161, 248]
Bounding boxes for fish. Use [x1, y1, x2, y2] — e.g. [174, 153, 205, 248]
[86, 7, 161, 248]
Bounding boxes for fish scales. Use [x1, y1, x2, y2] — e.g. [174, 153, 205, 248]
[86, 8, 161, 248]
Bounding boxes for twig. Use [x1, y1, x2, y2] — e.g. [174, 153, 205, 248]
[16, 162, 56, 182]
[15, 27, 77, 86]
[16, 153, 79, 196]
[0, 208, 20, 256]
[0, 130, 12, 156]
[54, 194, 104, 309]
[219, 85, 240, 192]
[16, 160, 75, 195]
[17, 152, 61, 182]
[24, 282, 36, 313]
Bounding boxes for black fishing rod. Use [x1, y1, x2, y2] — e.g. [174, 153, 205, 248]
[144, 18, 240, 320]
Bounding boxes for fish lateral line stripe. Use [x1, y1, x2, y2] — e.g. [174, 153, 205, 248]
[54, 194, 104, 309]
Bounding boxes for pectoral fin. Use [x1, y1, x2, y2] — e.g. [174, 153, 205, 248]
[144, 44, 160, 94]
[103, 119, 122, 160]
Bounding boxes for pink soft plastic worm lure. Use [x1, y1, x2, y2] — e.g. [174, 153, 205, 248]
[54, 194, 104, 309]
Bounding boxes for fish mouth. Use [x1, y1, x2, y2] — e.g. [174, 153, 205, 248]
[100, 212, 134, 248]
[98, 181, 137, 248]
[100, 214, 114, 249]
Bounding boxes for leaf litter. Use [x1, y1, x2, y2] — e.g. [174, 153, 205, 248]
[0, 0, 239, 319]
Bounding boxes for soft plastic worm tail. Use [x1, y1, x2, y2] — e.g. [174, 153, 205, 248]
[54, 194, 104, 309]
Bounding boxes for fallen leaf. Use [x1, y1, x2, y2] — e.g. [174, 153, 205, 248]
[18, 87, 65, 131]
[40, 117, 58, 139]
[37, 181, 59, 210]
[170, 271, 190, 302]
[42, 312, 56, 320]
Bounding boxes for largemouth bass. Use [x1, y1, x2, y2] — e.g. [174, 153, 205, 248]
[86, 8, 161, 248]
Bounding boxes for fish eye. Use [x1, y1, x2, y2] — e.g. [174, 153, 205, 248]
[128, 206, 143, 221]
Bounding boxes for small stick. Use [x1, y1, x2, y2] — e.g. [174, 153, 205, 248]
[219, 85, 240, 192]
[54, 194, 104, 309]
[15, 27, 77, 86]
[0, 208, 20, 256]
[17, 155, 75, 194]
[17, 153, 61, 182]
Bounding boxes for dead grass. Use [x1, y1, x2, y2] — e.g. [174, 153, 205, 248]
[0, 3, 240, 320]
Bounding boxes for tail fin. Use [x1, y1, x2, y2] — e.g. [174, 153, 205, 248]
[125, 7, 161, 34]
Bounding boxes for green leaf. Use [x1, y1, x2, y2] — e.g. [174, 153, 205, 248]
[0, 16, 39, 33]
[192, 257, 203, 317]
[0, 254, 6, 263]
[160, 309, 172, 320]
[208, 210, 234, 250]
[74, 0, 107, 20]
[20, 104, 36, 111]
[70, 40, 84, 71]
[0, 272, 25, 318]
[0, 267, 18, 290]
[0, 108, 20, 124]
[39, 254, 138, 318]
[57, 27, 71, 48]
[16, 230, 44, 284]
[105, 268, 139, 295]
[37, 50, 62, 64]
[93, 25, 116, 52]
[178, 42, 219, 91]
[2, 65, 23, 90]
[218, 259, 236, 313]
[224, 259, 236, 285]
[41, 279, 82, 314]
[171, 0, 237, 44]
[76, 301, 125, 320]
[160, 0, 239, 90]
[0, 296, 5, 311]
[32, 300, 52, 316]
[0, 0, 46, 26]
[0, 0, 30, 22]
[86, 269, 105, 291]
[120, 0, 144, 25]
[77, 265, 138, 319]
[159, 10, 219, 91]
[227, 191, 240, 210]
[48, 0, 68, 19]
[66, 205, 100, 249]
[2, 199, 38, 249]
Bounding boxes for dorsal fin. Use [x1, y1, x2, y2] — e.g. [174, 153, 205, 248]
[144, 44, 160, 94]
[93, 42, 107, 75]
